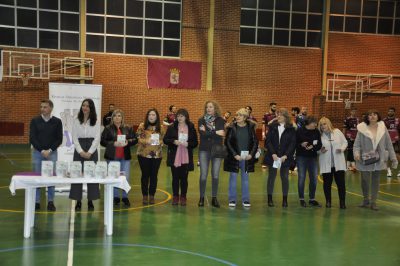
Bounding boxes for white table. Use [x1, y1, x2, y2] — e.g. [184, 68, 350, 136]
[9, 175, 131, 238]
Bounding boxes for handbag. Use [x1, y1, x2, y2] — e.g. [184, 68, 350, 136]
[211, 142, 228, 159]
[361, 150, 380, 165]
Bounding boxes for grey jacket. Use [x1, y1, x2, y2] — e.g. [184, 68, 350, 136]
[353, 121, 398, 171]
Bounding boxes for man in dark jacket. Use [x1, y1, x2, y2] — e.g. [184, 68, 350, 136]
[30, 99, 63, 211]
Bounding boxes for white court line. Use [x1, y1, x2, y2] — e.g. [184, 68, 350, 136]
[67, 200, 76, 266]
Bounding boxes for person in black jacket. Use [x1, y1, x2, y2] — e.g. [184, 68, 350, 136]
[296, 115, 322, 207]
[198, 100, 225, 208]
[30, 99, 63, 211]
[224, 108, 259, 208]
[163, 109, 198, 206]
[264, 108, 296, 208]
[101, 109, 137, 207]
[102, 103, 115, 126]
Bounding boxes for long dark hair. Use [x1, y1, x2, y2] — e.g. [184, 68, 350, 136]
[78, 98, 97, 126]
[144, 108, 161, 132]
[176, 108, 191, 125]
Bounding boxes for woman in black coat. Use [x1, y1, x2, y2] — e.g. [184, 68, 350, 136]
[224, 108, 259, 208]
[163, 108, 198, 206]
[100, 109, 137, 207]
[264, 108, 296, 208]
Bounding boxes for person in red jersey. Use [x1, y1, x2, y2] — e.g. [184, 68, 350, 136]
[383, 107, 400, 177]
[343, 107, 360, 171]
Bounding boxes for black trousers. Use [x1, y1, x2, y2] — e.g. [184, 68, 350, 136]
[346, 139, 355, 161]
[171, 164, 189, 197]
[138, 156, 162, 196]
[69, 138, 100, 201]
[322, 168, 346, 202]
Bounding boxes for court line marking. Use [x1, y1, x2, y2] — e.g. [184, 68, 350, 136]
[317, 175, 400, 207]
[0, 243, 237, 265]
[0, 186, 172, 214]
[67, 201, 75, 266]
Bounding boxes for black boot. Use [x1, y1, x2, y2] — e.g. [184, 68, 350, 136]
[268, 194, 274, 207]
[211, 197, 220, 208]
[88, 200, 94, 211]
[326, 200, 331, 208]
[198, 197, 204, 207]
[75, 200, 81, 211]
[282, 196, 288, 208]
[340, 200, 346, 209]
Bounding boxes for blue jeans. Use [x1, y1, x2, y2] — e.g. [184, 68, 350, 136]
[297, 156, 318, 200]
[199, 150, 222, 197]
[108, 159, 131, 198]
[228, 160, 250, 202]
[32, 149, 57, 203]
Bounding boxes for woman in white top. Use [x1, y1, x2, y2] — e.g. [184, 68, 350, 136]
[70, 99, 101, 211]
[318, 117, 348, 209]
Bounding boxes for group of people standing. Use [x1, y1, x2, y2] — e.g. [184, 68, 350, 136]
[30, 99, 398, 212]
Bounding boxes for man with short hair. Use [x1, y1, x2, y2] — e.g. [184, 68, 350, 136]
[383, 107, 400, 177]
[102, 104, 115, 127]
[163, 105, 177, 126]
[30, 100, 63, 211]
[262, 102, 277, 140]
[343, 107, 359, 171]
[296, 106, 308, 129]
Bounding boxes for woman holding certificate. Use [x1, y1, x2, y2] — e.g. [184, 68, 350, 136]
[70, 99, 100, 211]
[163, 109, 198, 206]
[224, 108, 258, 208]
[137, 108, 165, 205]
[264, 108, 296, 208]
[101, 109, 137, 207]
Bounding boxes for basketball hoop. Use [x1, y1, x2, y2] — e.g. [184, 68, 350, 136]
[344, 99, 352, 110]
[19, 72, 31, 86]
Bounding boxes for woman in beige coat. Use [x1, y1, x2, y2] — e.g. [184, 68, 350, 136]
[353, 110, 398, 210]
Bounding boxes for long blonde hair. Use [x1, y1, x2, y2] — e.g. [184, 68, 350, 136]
[318, 116, 334, 133]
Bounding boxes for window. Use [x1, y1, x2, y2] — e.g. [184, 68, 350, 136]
[330, 0, 400, 35]
[0, 0, 80, 50]
[86, 0, 182, 57]
[240, 0, 324, 48]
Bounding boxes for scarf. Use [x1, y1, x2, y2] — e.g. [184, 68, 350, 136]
[203, 114, 216, 132]
[174, 124, 189, 167]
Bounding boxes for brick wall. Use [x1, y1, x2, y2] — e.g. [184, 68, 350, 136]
[1, 0, 400, 144]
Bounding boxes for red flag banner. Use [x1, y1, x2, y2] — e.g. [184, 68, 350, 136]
[147, 59, 202, 89]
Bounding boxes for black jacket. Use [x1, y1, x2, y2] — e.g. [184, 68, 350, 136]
[163, 121, 198, 171]
[100, 124, 137, 160]
[263, 122, 296, 168]
[224, 121, 259, 173]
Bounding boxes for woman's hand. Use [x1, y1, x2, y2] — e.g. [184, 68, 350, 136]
[199, 125, 205, 131]
[245, 155, 252, 161]
[321, 147, 327, 153]
[173, 140, 180, 146]
[216, 130, 225, 137]
[281, 155, 287, 163]
[272, 154, 279, 161]
[354, 154, 360, 161]
[234, 155, 241, 161]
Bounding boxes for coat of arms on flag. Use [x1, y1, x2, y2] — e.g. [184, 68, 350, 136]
[147, 59, 201, 89]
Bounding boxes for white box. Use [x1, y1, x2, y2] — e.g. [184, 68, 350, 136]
[95, 161, 108, 179]
[70, 161, 82, 178]
[41, 161, 53, 177]
[56, 161, 68, 177]
[84, 161, 96, 178]
[108, 161, 121, 178]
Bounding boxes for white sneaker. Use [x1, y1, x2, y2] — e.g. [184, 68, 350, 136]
[242, 201, 251, 208]
[387, 168, 392, 177]
[228, 201, 236, 207]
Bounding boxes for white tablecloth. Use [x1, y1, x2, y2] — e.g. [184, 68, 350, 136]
[9, 175, 130, 238]
[9, 175, 131, 195]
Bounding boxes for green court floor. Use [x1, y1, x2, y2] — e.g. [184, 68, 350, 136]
[0, 145, 399, 266]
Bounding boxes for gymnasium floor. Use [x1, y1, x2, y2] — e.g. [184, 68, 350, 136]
[0, 145, 399, 266]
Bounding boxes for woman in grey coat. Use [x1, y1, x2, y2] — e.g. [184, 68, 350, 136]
[353, 110, 398, 210]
